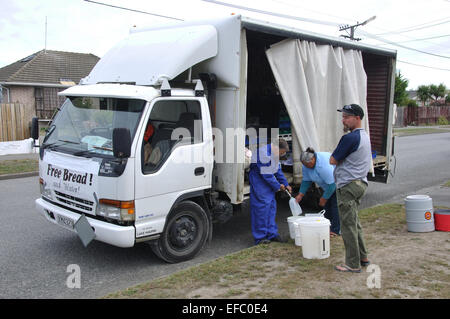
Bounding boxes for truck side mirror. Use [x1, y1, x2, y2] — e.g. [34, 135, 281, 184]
[31, 117, 39, 140]
[113, 128, 132, 158]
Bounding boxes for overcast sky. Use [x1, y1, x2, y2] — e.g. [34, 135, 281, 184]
[1, 0, 449, 90]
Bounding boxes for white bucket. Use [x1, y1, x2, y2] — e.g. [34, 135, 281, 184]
[404, 195, 435, 232]
[297, 217, 331, 259]
[292, 216, 324, 246]
[287, 216, 303, 239]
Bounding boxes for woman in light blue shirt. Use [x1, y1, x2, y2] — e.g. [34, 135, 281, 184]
[295, 147, 340, 236]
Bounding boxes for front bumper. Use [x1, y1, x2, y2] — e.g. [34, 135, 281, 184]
[35, 198, 136, 248]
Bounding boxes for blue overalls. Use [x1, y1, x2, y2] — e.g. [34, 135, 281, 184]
[249, 144, 289, 244]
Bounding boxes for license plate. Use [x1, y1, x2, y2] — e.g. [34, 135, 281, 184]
[56, 214, 75, 230]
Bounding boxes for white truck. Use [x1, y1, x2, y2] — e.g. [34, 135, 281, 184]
[33, 15, 396, 262]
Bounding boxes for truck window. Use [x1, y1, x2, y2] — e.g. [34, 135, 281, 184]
[142, 100, 203, 173]
[42, 97, 146, 157]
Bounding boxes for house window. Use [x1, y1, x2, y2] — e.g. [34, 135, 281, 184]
[35, 87, 66, 118]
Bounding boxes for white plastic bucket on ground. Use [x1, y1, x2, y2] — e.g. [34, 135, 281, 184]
[297, 217, 331, 259]
[404, 195, 435, 232]
[287, 216, 303, 239]
[292, 216, 326, 247]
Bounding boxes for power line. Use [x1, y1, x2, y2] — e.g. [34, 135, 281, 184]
[83, 0, 183, 21]
[339, 16, 376, 41]
[84, 0, 450, 65]
[397, 60, 450, 72]
[377, 34, 450, 45]
[375, 17, 450, 36]
[359, 30, 450, 59]
[201, 0, 341, 26]
[271, 1, 450, 50]
[271, 0, 355, 24]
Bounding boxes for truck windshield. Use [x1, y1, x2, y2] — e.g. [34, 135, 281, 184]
[43, 97, 146, 157]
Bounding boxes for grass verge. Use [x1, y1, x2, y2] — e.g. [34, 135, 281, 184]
[0, 159, 39, 175]
[105, 203, 450, 299]
[393, 127, 450, 137]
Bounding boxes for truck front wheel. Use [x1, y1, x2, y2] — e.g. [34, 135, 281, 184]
[150, 200, 210, 263]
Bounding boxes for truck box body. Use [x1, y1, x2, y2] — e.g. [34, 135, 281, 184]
[35, 15, 396, 261]
[83, 15, 396, 203]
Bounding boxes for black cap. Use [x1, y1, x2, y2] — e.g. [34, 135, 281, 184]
[337, 104, 364, 119]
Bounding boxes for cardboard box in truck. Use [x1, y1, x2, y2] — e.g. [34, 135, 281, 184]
[33, 15, 396, 262]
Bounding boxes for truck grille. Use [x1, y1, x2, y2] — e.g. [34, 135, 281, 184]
[54, 191, 94, 214]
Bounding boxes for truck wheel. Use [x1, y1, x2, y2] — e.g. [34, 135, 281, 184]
[151, 201, 210, 263]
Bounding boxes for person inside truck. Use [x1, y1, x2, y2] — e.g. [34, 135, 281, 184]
[249, 139, 291, 245]
[295, 147, 340, 237]
[143, 122, 155, 163]
[142, 121, 168, 167]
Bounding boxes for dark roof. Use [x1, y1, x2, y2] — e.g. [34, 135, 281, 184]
[0, 50, 99, 85]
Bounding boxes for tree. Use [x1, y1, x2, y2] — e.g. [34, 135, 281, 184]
[394, 72, 409, 106]
[429, 83, 446, 105]
[417, 85, 431, 106]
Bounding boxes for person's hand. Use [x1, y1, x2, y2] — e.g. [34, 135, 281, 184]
[295, 193, 304, 203]
[286, 185, 292, 194]
[319, 197, 327, 207]
[279, 184, 286, 192]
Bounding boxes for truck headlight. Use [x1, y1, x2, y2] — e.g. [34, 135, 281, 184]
[97, 199, 135, 222]
[39, 177, 53, 200]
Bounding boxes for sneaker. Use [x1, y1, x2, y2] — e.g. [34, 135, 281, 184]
[255, 239, 271, 245]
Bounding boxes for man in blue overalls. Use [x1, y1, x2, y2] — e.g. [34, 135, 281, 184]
[249, 139, 291, 245]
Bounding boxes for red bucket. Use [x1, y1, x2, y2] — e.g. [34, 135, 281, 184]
[434, 210, 450, 232]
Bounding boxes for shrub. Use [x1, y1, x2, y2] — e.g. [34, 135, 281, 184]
[437, 116, 449, 125]
[407, 99, 418, 107]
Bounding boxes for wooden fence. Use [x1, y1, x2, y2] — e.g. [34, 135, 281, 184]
[395, 105, 450, 127]
[0, 103, 33, 142]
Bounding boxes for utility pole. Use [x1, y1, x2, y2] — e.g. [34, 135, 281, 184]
[44, 16, 47, 53]
[339, 16, 376, 41]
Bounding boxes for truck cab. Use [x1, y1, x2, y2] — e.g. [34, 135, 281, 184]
[36, 82, 215, 262]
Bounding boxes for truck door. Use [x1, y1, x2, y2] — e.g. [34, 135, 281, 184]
[134, 97, 213, 239]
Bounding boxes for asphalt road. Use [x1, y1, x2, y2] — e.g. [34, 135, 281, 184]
[362, 132, 450, 208]
[1, 132, 450, 298]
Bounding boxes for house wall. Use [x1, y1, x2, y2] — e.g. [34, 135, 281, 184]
[35, 87, 66, 118]
[9, 86, 36, 117]
[4, 85, 68, 119]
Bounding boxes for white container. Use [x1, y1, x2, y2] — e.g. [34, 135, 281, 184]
[292, 216, 325, 246]
[404, 195, 435, 232]
[287, 216, 303, 239]
[293, 220, 302, 246]
[297, 217, 331, 259]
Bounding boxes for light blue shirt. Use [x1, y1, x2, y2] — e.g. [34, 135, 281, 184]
[301, 152, 336, 198]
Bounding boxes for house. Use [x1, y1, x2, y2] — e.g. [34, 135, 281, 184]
[406, 90, 418, 102]
[0, 50, 99, 118]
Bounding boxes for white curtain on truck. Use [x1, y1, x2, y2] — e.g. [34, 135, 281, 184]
[266, 39, 370, 153]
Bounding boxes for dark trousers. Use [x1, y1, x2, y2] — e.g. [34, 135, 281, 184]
[324, 192, 340, 234]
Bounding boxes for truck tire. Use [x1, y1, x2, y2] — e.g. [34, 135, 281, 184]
[150, 200, 210, 263]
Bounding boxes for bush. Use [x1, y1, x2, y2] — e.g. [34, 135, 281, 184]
[437, 116, 449, 125]
[407, 99, 418, 107]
